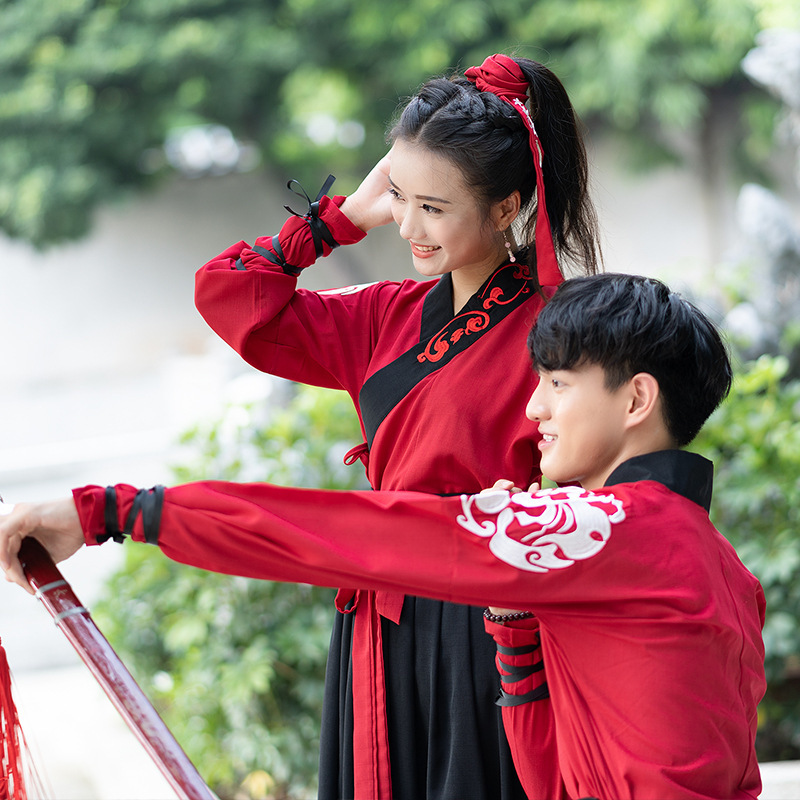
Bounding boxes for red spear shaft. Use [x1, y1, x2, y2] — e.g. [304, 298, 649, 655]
[18, 537, 216, 800]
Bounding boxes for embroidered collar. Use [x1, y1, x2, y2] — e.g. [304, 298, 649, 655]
[419, 272, 455, 342]
[359, 260, 535, 448]
[420, 250, 538, 339]
[605, 450, 714, 511]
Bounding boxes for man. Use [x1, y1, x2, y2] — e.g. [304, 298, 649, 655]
[0, 274, 765, 799]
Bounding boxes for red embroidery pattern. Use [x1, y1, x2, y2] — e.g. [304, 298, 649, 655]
[483, 283, 530, 309]
[417, 264, 532, 364]
[513, 263, 532, 281]
[417, 311, 490, 363]
[483, 265, 531, 309]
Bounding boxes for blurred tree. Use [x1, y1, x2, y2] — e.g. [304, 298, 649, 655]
[695, 355, 800, 761]
[0, 0, 304, 245]
[723, 29, 800, 378]
[694, 28, 800, 760]
[0, 0, 790, 248]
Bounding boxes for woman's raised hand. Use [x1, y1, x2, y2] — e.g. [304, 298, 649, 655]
[339, 152, 393, 232]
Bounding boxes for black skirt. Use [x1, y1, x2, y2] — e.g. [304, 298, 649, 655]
[318, 596, 528, 800]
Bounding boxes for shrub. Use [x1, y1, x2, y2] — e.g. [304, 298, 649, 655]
[694, 354, 800, 761]
[96, 381, 367, 799]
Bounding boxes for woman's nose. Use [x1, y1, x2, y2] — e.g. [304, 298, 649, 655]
[397, 207, 417, 241]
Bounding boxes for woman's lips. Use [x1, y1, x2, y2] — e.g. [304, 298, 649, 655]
[410, 242, 441, 258]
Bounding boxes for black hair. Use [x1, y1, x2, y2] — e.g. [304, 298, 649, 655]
[390, 56, 601, 280]
[528, 273, 733, 446]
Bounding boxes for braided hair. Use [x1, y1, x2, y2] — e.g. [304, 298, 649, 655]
[390, 58, 601, 277]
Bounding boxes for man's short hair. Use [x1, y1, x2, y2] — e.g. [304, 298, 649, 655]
[528, 273, 733, 446]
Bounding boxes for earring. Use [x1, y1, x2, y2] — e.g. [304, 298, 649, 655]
[503, 229, 516, 263]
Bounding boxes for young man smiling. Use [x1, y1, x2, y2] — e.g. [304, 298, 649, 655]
[525, 276, 716, 491]
[0, 274, 765, 800]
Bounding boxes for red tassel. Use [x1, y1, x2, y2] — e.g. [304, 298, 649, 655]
[0, 637, 27, 800]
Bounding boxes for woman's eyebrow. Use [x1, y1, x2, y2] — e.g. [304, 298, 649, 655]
[388, 176, 452, 204]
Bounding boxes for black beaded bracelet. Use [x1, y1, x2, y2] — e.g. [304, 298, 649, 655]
[483, 608, 534, 624]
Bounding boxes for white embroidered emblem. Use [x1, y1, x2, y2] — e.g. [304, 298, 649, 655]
[316, 282, 379, 296]
[457, 487, 626, 573]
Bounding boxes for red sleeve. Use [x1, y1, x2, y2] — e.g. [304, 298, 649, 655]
[194, 195, 386, 392]
[73, 481, 637, 610]
[484, 616, 567, 800]
[72, 480, 765, 798]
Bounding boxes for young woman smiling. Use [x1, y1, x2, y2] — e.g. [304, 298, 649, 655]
[194, 53, 602, 800]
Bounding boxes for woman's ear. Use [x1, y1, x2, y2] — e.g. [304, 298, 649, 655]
[493, 190, 522, 230]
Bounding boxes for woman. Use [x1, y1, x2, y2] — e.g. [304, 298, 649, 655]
[195, 54, 601, 800]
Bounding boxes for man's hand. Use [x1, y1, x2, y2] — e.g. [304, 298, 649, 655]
[481, 479, 541, 495]
[481, 480, 540, 617]
[0, 498, 85, 594]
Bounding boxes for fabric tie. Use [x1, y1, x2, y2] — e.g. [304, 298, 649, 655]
[334, 589, 403, 799]
[465, 54, 563, 287]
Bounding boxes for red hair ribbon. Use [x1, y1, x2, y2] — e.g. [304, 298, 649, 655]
[465, 54, 563, 287]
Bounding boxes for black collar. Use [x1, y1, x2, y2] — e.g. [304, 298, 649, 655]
[420, 273, 455, 342]
[419, 256, 534, 341]
[359, 261, 535, 448]
[605, 450, 714, 512]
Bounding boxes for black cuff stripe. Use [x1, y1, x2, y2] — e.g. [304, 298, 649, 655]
[496, 642, 539, 656]
[495, 682, 550, 707]
[99, 486, 164, 545]
[497, 657, 545, 683]
[141, 486, 165, 545]
[98, 486, 125, 544]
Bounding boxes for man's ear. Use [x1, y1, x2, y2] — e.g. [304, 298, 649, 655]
[625, 373, 661, 428]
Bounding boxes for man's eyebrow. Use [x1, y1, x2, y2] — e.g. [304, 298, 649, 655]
[388, 176, 452, 204]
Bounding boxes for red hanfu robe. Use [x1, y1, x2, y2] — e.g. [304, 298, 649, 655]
[194, 195, 555, 799]
[76, 450, 766, 800]
[194, 195, 546, 494]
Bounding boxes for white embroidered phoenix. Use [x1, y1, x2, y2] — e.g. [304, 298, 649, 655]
[457, 487, 626, 573]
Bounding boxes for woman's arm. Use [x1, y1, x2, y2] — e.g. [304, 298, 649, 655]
[194, 156, 397, 391]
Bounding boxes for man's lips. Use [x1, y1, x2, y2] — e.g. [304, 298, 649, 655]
[538, 432, 557, 450]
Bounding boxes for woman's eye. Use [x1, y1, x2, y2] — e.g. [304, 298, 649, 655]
[388, 187, 403, 201]
[421, 204, 442, 214]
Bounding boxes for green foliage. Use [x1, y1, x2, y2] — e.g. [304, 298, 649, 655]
[497, 0, 762, 127]
[694, 354, 800, 760]
[0, 0, 781, 247]
[0, 0, 301, 246]
[170, 378, 368, 491]
[95, 382, 368, 798]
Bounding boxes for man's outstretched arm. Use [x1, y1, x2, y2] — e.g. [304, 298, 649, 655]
[0, 497, 85, 593]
